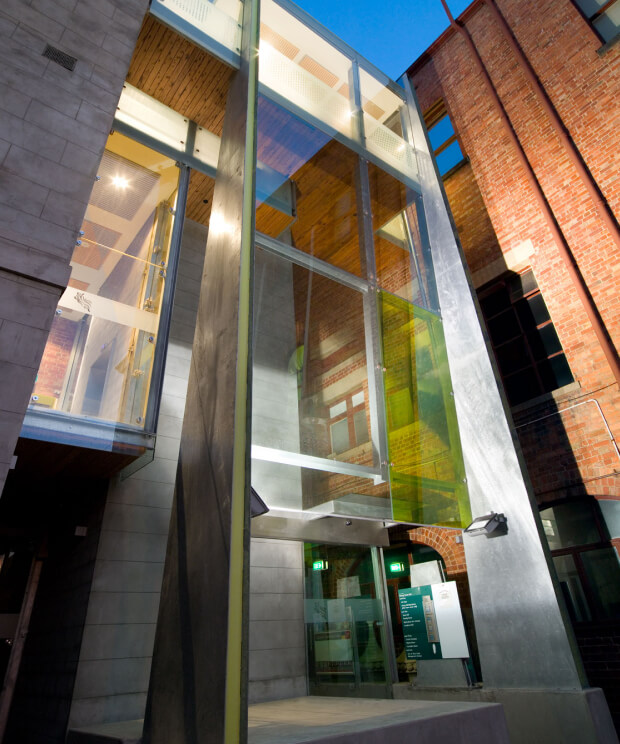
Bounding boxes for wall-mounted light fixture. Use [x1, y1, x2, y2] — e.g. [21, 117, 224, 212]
[464, 512, 507, 537]
[250, 487, 269, 519]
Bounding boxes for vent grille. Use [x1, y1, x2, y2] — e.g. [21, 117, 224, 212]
[42, 44, 77, 71]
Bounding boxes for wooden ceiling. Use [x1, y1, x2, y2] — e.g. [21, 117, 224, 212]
[126, 15, 234, 225]
[127, 17, 409, 267]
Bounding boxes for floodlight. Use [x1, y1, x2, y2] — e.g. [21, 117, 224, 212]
[464, 512, 507, 536]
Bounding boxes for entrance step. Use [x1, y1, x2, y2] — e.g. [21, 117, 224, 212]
[67, 696, 509, 744]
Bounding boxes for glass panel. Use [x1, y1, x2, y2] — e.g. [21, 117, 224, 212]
[251, 458, 390, 519]
[593, 0, 620, 41]
[380, 293, 470, 527]
[31, 133, 180, 428]
[540, 501, 601, 550]
[538, 323, 563, 356]
[151, 0, 242, 57]
[435, 140, 464, 176]
[358, 68, 417, 183]
[253, 246, 375, 466]
[548, 354, 574, 388]
[304, 544, 388, 695]
[369, 162, 436, 309]
[428, 115, 455, 151]
[552, 554, 592, 623]
[581, 547, 620, 619]
[256, 95, 363, 276]
[259, 0, 354, 140]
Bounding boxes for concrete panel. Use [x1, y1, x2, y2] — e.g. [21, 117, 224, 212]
[249, 647, 307, 681]
[249, 592, 305, 622]
[91, 561, 165, 594]
[80, 624, 157, 662]
[393, 684, 619, 744]
[250, 566, 304, 594]
[249, 619, 305, 651]
[73, 658, 152, 699]
[69, 693, 147, 729]
[102, 503, 171, 535]
[107, 479, 174, 510]
[95, 530, 168, 563]
[84, 592, 161, 626]
[248, 677, 307, 705]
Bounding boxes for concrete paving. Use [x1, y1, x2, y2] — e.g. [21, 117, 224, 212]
[67, 695, 510, 744]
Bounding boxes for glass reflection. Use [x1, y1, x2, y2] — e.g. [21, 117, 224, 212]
[369, 161, 436, 309]
[257, 96, 363, 277]
[31, 133, 179, 428]
[380, 293, 470, 527]
[304, 544, 389, 696]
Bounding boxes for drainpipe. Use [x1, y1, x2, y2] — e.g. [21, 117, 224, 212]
[437, 0, 620, 387]
[483, 0, 620, 255]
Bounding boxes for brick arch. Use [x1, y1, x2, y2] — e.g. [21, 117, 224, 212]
[407, 526, 470, 610]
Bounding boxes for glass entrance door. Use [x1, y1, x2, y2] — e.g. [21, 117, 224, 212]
[304, 543, 392, 698]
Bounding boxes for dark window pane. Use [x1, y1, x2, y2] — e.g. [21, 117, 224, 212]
[538, 323, 563, 356]
[487, 308, 521, 346]
[552, 554, 592, 623]
[581, 548, 620, 619]
[549, 354, 574, 388]
[436, 140, 464, 175]
[508, 269, 537, 300]
[527, 293, 551, 325]
[495, 337, 529, 376]
[503, 367, 542, 405]
[428, 115, 454, 150]
[540, 501, 601, 550]
[480, 285, 510, 317]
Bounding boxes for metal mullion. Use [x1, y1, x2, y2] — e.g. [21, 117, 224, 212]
[255, 231, 369, 292]
[433, 132, 458, 157]
[143, 163, 190, 434]
[355, 155, 390, 485]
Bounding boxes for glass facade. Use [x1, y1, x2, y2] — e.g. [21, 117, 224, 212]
[28, 0, 471, 528]
[251, 3, 470, 527]
[30, 132, 180, 429]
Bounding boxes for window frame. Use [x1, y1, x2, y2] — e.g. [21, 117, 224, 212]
[540, 498, 620, 624]
[571, 0, 620, 44]
[423, 99, 466, 178]
[477, 269, 573, 407]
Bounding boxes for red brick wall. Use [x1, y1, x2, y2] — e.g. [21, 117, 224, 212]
[409, 0, 620, 502]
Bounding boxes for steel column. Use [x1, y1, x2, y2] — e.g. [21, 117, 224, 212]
[142, 0, 259, 739]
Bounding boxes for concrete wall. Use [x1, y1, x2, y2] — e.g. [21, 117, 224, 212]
[68, 219, 207, 727]
[0, 0, 149, 497]
[249, 538, 307, 703]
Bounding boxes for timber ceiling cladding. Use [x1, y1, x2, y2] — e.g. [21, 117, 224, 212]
[126, 15, 234, 225]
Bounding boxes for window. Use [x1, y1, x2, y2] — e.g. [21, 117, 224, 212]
[541, 500, 620, 622]
[425, 100, 466, 177]
[329, 390, 369, 455]
[477, 269, 573, 406]
[573, 0, 620, 43]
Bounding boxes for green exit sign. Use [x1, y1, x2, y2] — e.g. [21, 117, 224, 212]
[389, 561, 406, 573]
[312, 559, 328, 571]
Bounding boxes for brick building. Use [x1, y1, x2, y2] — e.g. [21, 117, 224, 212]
[0, 0, 618, 742]
[408, 0, 620, 725]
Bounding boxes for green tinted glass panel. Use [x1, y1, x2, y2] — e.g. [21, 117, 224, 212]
[581, 548, 620, 620]
[379, 292, 470, 527]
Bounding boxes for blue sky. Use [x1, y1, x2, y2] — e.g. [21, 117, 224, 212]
[293, 0, 473, 80]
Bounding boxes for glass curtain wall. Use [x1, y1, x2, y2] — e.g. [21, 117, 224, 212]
[31, 132, 181, 430]
[251, 0, 470, 528]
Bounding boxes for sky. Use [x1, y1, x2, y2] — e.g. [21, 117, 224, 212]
[292, 0, 473, 80]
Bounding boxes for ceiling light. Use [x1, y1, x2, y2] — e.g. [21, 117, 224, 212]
[111, 175, 129, 189]
[464, 512, 507, 537]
